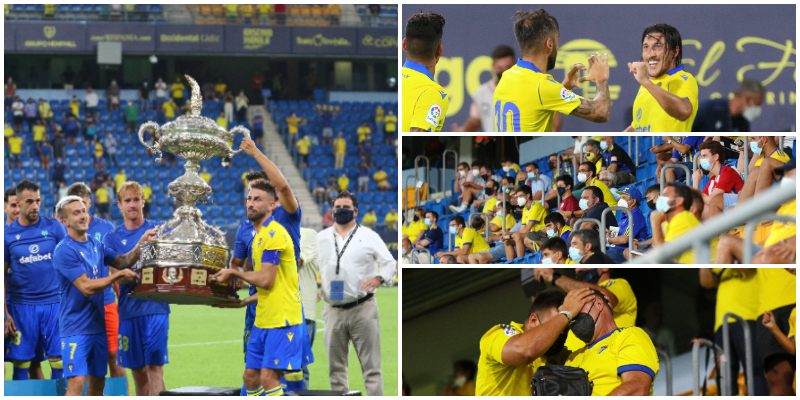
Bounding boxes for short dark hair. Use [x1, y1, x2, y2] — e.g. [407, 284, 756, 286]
[585, 139, 601, 153]
[66, 182, 92, 198]
[513, 9, 559, 56]
[544, 212, 565, 228]
[572, 229, 601, 253]
[333, 190, 359, 210]
[425, 210, 439, 221]
[697, 140, 724, 160]
[471, 216, 485, 230]
[245, 170, 268, 183]
[471, 161, 483, 169]
[556, 174, 574, 189]
[405, 12, 446, 60]
[528, 288, 566, 317]
[16, 180, 39, 197]
[4, 188, 16, 204]
[441, 254, 458, 264]
[451, 215, 465, 228]
[645, 184, 661, 197]
[641, 23, 683, 67]
[689, 186, 704, 216]
[250, 180, 278, 202]
[540, 237, 568, 259]
[516, 184, 532, 198]
[491, 45, 516, 61]
[584, 186, 604, 202]
[735, 78, 765, 98]
[665, 183, 691, 211]
[580, 161, 597, 177]
[458, 162, 470, 170]
[526, 162, 540, 171]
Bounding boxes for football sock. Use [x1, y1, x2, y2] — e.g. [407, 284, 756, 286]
[49, 358, 64, 379]
[264, 385, 284, 396]
[12, 360, 31, 380]
[245, 386, 265, 396]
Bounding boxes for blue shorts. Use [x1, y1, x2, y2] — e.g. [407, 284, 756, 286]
[671, 162, 694, 182]
[243, 303, 256, 359]
[245, 324, 311, 372]
[480, 243, 507, 262]
[723, 192, 738, 211]
[62, 334, 108, 378]
[4, 302, 61, 361]
[118, 314, 170, 369]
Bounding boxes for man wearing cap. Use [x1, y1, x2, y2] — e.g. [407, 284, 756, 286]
[714, 158, 795, 264]
[604, 186, 648, 264]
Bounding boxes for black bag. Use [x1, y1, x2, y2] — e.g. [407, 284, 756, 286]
[531, 365, 593, 396]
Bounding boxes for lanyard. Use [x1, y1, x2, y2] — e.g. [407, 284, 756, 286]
[334, 224, 359, 275]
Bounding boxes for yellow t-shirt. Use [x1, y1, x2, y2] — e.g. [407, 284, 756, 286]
[755, 147, 791, 167]
[286, 117, 302, 134]
[94, 142, 103, 157]
[476, 322, 545, 396]
[142, 186, 152, 202]
[385, 114, 397, 132]
[663, 210, 717, 264]
[38, 102, 53, 118]
[789, 307, 796, 340]
[566, 326, 659, 396]
[384, 212, 398, 226]
[375, 108, 384, 122]
[631, 65, 698, 132]
[216, 116, 228, 130]
[172, 82, 185, 98]
[711, 268, 759, 331]
[69, 101, 80, 117]
[114, 173, 127, 189]
[33, 125, 45, 142]
[296, 139, 311, 155]
[373, 170, 388, 185]
[566, 278, 638, 351]
[521, 201, 547, 233]
[333, 137, 346, 154]
[357, 126, 371, 143]
[756, 268, 796, 315]
[489, 213, 517, 233]
[162, 101, 175, 118]
[338, 176, 349, 191]
[482, 197, 498, 215]
[402, 60, 449, 132]
[214, 82, 227, 93]
[405, 219, 426, 243]
[763, 199, 795, 247]
[362, 213, 377, 226]
[493, 60, 583, 132]
[8, 136, 22, 154]
[199, 172, 211, 183]
[95, 187, 109, 204]
[4, 126, 14, 137]
[455, 227, 491, 254]
[252, 217, 303, 329]
[587, 177, 617, 208]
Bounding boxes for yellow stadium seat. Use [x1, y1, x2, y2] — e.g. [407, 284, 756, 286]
[402, 183, 428, 210]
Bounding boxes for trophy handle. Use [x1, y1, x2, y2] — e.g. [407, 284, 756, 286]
[223, 125, 252, 167]
[138, 121, 163, 163]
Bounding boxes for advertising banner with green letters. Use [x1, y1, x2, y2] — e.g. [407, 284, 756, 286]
[224, 25, 291, 54]
[13, 22, 89, 52]
[292, 26, 358, 55]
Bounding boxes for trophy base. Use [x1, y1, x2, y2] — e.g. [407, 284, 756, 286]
[129, 264, 239, 306]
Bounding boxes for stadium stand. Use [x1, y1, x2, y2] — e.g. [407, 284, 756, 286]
[402, 136, 796, 264]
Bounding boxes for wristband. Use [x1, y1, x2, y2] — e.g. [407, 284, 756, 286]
[559, 310, 573, 323]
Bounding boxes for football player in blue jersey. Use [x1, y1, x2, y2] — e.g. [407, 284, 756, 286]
[4, 180, 67, 381]
[53, 195, 147, 395]
[102, 181, 166, 396]
[4, 187, 20, 225]
[67, 182, 127, 379]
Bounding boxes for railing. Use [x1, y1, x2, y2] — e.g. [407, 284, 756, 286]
[572, 217, 602, 252]
[469, 212, 490, 242]
[692, 338, 728, 397]
[722, 312, 753, 396]
[601, 206, 633, 252]
[656, 348, 673, 396]
[409, 248, 431, 265]
[414, 155, 430, 204]
[638, 181, 796, 264]
[501, 185, 516, 234]
[660, 163, 691, 192]
[442, 149, 457, 194]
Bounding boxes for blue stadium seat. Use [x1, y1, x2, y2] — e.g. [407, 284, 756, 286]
[234, 208, 245, 219]
[111, 207, 122, 220]
[133, 170, 145, 181]
[222, 180, 233, 193]
[72, 170, 85, 181]
[43, 194, 55, 208]
[155, 195, 166, 207]
[209, 206, 221, 219]
[214, 218, 227, 227]
[36, 169, 47, 181]
[40, 182, 51, 194]
[152, 181, 163, 193]
[129, 158, 141, 169]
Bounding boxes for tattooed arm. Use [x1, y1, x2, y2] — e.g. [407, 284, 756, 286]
[108, 229, 157, 270]
[570, 79, 611, 123]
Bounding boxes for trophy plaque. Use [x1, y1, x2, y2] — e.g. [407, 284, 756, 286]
[128, 75, 249, 305]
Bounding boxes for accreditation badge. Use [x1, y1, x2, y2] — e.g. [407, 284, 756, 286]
[330, 280, 344, 301]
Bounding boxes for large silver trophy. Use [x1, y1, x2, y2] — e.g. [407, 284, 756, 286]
[129, 75, 248, 305]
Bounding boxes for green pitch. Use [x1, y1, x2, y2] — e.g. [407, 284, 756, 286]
[4, 286, 398, 395]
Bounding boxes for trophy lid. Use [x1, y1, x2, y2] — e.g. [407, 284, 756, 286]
[156, 75, 235, 143]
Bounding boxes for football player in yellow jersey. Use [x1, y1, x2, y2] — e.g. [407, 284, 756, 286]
[625, 24, 698, 132]
[737, 136, 791, 203]
[476, 289, 597, 396]
[503, 185, 547, 260]
[494, 9, 611, 132]
[565, 290, 659, 396]
[402, 12, 449, 132]
[211, 181, 310, 397]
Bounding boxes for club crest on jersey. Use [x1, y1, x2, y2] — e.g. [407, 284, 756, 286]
[41, 230, 48, 238]
[121, 239, 127, 246]
[636, 108, 643, 122]
[501, 324, 519, 337]
[15, 235, 20, 240]
[425, 104, 442, 127]
[29, 245, 39, 254]
[95, 232, 102, 240]
[560, 88, 578, 102]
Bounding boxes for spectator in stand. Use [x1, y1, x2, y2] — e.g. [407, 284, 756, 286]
[323, 208, 334, 228]
[38, 98, 54, 130]
[600, 136, 637, 185]
[319, 106, 335, 146]
[251, 113, 264, 144]
[114, 168, 127, 192]
[736, 136, 791, 204]
[7, 130, 22, 169]
[223, 91, 235, 124]
[85, 87, 99, 118]
[503, 185, 547, 260]
[338, 171, 350, 191]
[95, 183, 111, 219]
[314, 182, 327, 204]
[357, 156, 370, 193]
[273, 4, 287, 25]
[693, 140, 744, 219]
[155, 77, 168, 108]
[650, 183, 716, 264]
[576, 186, 619, 232]
[140, 182, 152, 219]
[24, 98, 38, 130]
[52, 125, 65, 160]
[138, 81, 151, 110]
[285, 111, 304, 145]
[57, 181, 68, 201]
[524, 162, 551, 201]
[575, 161, 617, 211]
[404, 207, 427, 244]
[32, 118, 46, 156]
[362, 209, 378, 229]
[40, 132, 52, 171]
[104, 131, 118, 167]
[471, 178, 498, 215]
[359, 136, 374, 167]
[258, 4, 271, 24]
[199, 166, 212, 185]
[583, 139, 606, 178]
[652, 136, 704, 184]
[107, 79, 121, 111]
[11, 96, 24, 133]
[384, 110, 397, 144]
[125, 100, 139, 132]
[450, 162, 486, 213]
[374, 104, 385, 134]
[172, 76, 186, 108]
[555, 175, 581, 224]
[373, 166, 391, 191]
[91, 164, 109, 192]
[333, 131, 347, 169]
[569, 229, 615, 264]
[67, 95, 81, 118]
[3, 120, 12, 139]
[162, 97, 177, 122]
[384, 207, 398, 231]
[326, 175, 339, 201]
[539, 237, 575, 264]
[500, 158, 523, 185]
[53, 156, 67, 186]
[296, 135, 311, 168]
[692, 79, 764, 132]
[606, 186, 648, 263]
[435, 215, 490, 264]
[543, 212, 572, 245]
[93, 138, 104, 169]
[328, 4, 341, 25]
[235, 90, 248, 123]
[216, 111, 228, 131]
[84, 113, 97, 143]
[357, 121, 372, 143]
[5, 77, 16, 108]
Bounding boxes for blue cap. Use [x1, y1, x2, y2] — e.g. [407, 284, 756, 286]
[619, 186, 642, 202]
[774, 158, 795, 176]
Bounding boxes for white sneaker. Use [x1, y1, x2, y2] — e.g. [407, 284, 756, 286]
[449, 203, 467, 213]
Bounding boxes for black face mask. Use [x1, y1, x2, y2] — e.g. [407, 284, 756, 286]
[481, 174, 489, 181]
[557, 186, 567, 196]
[513, 210, 523, 221]
[413, 214, 420, 222]
[576, 268, 601, 284]
[647, 199, 656, 210]
[484, 187, 494, 196]
[701, 167, 711, 176]
[334, 208, 355, 225]
[570, 302, 598, 343]
[545, 332, 568, 357]
[548, 161, 557, 171]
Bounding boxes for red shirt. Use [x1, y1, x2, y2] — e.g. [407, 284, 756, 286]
[559, 194, 580, 212]
[703, 165, 743, 195]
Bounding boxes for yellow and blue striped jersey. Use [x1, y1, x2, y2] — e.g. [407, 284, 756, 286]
[252, 216, 303, 329]
[493, 59, 583, 132]
[402, 60, 449, 132]
[631, 65, 698, 132]
[476, 322, 547, 396]
[755, 147, 790, 167]
[455, 227, 491, 254]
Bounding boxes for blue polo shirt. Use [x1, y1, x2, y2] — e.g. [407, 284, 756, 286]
[691, 99, 750, 133]
[608, 206, 648, 249]
[418, 226, 444, 254]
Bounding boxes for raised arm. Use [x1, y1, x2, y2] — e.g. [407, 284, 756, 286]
[240, 137, 298, 213]
[71, 269, 139, 297]
[570, 53, 611, 123]
[698, 268, 719, 289]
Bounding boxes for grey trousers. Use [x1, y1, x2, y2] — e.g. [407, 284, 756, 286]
[322, 296, 383, 396]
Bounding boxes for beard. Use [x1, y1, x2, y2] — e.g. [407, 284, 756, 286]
[546, 49, 557, 72]
[247, 208, 267, 222]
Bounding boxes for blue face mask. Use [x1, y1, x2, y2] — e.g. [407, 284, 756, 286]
[699, 158, 712, 171]
[750, 141, 763, 155]
[424, 218, 432, 227]
[569, 247, 584, 263]
[449, 226, 458, 235]
[546, 229, 556, 238]
[541, 257, 554, 265]
[655, 196, 672, 213]
[600, 141, 609, 151]
[496, 210, 504, 217]
[527, 172, 537, 179]
[579, 198, 589, 211]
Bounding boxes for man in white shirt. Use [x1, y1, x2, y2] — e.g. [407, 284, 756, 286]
[318, 191, 396, 396]
[298, 227, 319, 390]
[154, 77, 168, 108]
[85, 87, 99, 119]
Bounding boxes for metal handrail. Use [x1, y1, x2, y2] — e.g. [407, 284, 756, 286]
[634, 135, 639, 166]
[402, 254, 412, 264]
[639, 182, 796, 264]
[660, 163, 691, 191]
[580, 142, 589, 163]
[414, 155, 430, 198]
[404, 175, 418, 212]
[743, 213, 796, 263]
[692, 338, 728, 397]
[601, 206, 633, 253]
[410, 248, 431, 265]
[556, 150, 576, 206]
[722, 312, 754, 396]
[442, 149, 457, 194]
[469, 212, 490, 242]
[525, 176, 546, 208]
[656, 348, 673, 396]
[743, 135, 749, 181]
[501, 185, 516, 234]
[627, 135, 632, 158]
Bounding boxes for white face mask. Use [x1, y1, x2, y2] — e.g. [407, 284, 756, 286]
[502, 165, 510, 172]
[617, 199, 628, 208]
[472, 169, 480, 177]
[742, 104, 762, 122]
[578, 172, 587, 183]
[546, 229, 556, 238]
[516, 196, 527, 207]
[453, 376, 467, 388]
[458, 170, 465, 177]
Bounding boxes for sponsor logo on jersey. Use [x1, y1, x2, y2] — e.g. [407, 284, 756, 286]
[19, 253, 53, 264]
[560, 87, 578, 102]
[29, 245, 39, 254]
[425, 104, 442, 127]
